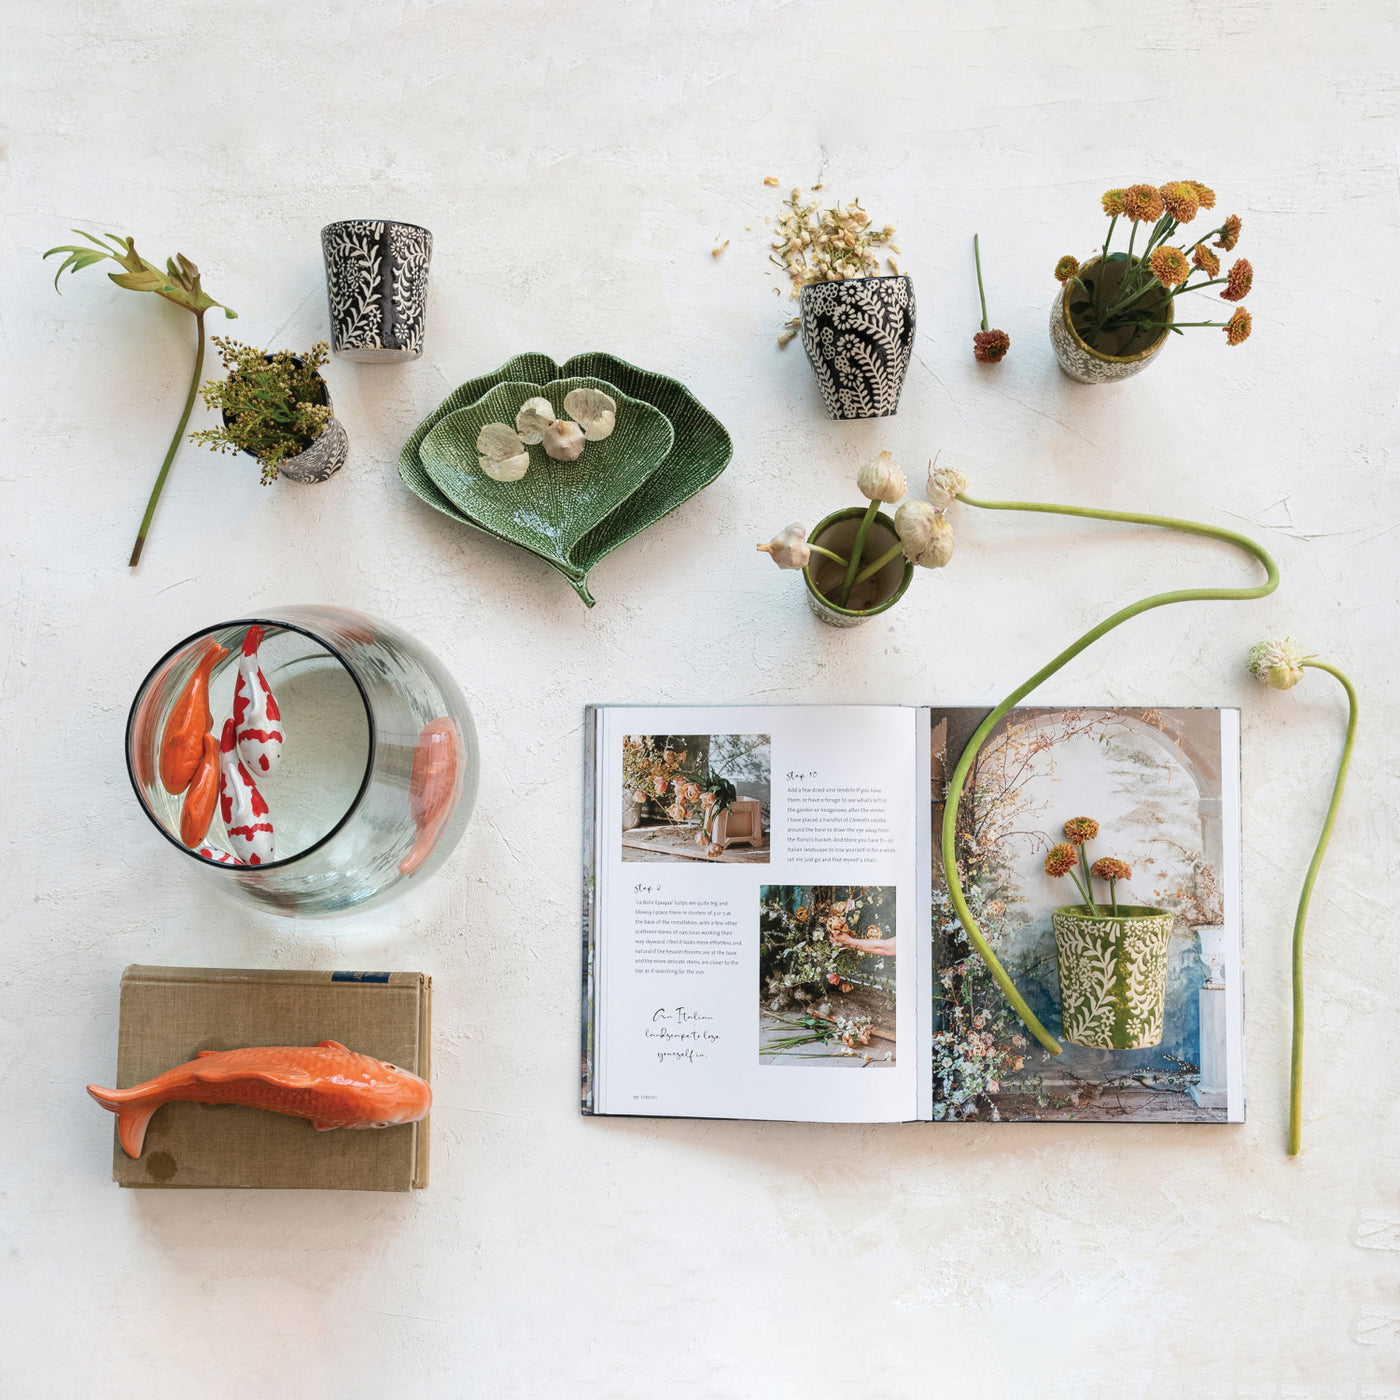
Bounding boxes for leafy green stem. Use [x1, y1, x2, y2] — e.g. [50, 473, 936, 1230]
[938, 494, 1279, 1055]
[130, 311, 205, 568]
[1288, 660, 1357, 1157]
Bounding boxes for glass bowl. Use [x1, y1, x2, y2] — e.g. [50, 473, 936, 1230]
[126, 605, 477, 916]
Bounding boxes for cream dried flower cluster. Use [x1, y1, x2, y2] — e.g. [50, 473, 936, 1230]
[771, 184, 900, 346]
[475, 388, 617, 481]
[1247, 637, 1309, 691]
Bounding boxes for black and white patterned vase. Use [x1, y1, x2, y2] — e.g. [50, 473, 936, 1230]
[798, 275, 916, 420]
[320, 219, 433, 363]
[224, 368, 349, 485]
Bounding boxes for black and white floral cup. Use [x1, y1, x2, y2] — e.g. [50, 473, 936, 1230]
[320, 220, 433, 362]
[798, 274, 916, 420]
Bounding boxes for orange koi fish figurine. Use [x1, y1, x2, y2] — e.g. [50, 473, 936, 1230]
[159, 640, 228, 794]
[179, 731, 221, 847]
[398, 718, 463, 875]
[87, 1042, 432, 1158]
[233, 624, 284, 776]
[219, 717, 274, 864]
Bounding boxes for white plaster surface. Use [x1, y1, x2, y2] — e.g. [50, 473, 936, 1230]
[2, 2, 1398, 1395]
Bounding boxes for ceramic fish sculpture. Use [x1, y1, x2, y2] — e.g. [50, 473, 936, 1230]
[398, 717, 463, 875]
[195, 841, 241, 866]
[233, 624, 283, 776]
[219, 717, 274, 865]
[159, 640, 228, 794]
[87, 1041, 432, 1158]
[179, 731, 221, 847]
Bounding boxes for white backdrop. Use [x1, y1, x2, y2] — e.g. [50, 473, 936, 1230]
[3, 2, 1397, 1395]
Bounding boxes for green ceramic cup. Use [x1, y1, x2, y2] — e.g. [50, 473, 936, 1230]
[1051, 904, 1175, 1049]
[802, 507, 914, 628]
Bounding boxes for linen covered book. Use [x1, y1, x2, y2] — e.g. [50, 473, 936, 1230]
[104, 965, 431, 1190]
[582, 705, 1244, 1124]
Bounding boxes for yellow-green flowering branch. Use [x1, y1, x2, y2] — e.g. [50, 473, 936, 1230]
[1247, 641, 1358, 1156]
[940, 492, 1279, 1055]
[43, 231, 236, 566]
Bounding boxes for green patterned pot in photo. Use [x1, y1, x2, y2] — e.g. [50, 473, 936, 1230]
[1051, 904, 1175, 1049]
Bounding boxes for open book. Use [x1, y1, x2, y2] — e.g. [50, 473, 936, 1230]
[583, 705, 1243, 1124]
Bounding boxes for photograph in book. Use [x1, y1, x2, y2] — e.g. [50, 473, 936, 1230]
[930, 707, 1239, 1123]
[759, 885, 897, 1068]
[621, 734, 771, 864]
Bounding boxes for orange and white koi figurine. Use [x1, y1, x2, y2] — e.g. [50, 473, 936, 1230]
[87, 1041, 432, 1158]
[398, 718, 463, 875]
[233, 624, 284, 776]
[159, 640, 228, 794]
[219, 717, 274, 865]
[179, 731, 221, 847]
[195, 842, 241, 866]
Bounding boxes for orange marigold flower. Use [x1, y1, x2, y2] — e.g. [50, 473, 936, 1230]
[1101, 188, 1126, 216]
[1192, 245, 1220, 277]
[1054, 254, 1080, 284]
[1120, 183, 1165, 223]
[973, 328, 1010, 363]
[1214, 214, 1242, 251]
[1225, 307, 1252, 346]
[1149, 245, 1191, 288]
[1187, 181, 1217, 210]
[1091, 857, 1133, 882]
[1063, 816, 1100, 845]
[1045, 842, 1078, 878]
[1221, 257, 1253, 301]
[1159, 181, 1200, 223]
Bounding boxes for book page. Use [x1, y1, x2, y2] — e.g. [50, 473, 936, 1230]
[928, 706, 1244, 1124]
[590, 705, 923, 1121]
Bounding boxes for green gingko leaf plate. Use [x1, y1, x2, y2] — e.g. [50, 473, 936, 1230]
[418, 377, 674, 602]
[399, 352, 733, 606]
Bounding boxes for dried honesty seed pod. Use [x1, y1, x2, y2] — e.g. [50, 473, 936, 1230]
[542, 419, 585, 462]
[514, 397, 555, 445]
[856, 449, 907, 504]
[894, 500, 954, 568]
[476, 422, 530, 482]
[927, 463, 968, 508]
[562, 387, 617, 442]
[757, 523, 810, 570]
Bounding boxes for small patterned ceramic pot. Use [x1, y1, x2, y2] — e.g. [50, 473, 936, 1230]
[321, 219, 433, 362]
[1048, 257, 1172, 384]
[802, 507, 913, 627]
[799, 275, 916, 419]
[223, 366, 348, 485]
[1052, 905, 1175, 1049]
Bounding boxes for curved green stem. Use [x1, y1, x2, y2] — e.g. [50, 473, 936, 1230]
[1288, 659, 1357, 1156]
[809, 543, 849, 567]
[130, 309, 205, 567]
[836, 499, 879, 608]
[940, 494, 1279, 1055]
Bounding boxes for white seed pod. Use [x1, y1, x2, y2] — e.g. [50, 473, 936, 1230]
[563, 387, 617, 441]
[514, 397, 556, 445]
[857, 449, 907, 503]
[895, 500, 955, 568]
[476, 422, 530, 482]
[757, 522, 810, 570]
[927, 463, 969, 508]
[1247, 638, 1307, 690]
[542, 419, 586, 462]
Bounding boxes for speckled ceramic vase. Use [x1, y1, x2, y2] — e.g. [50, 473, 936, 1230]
[321, 219, 433, 362]
[1049, 257, 1173, 384]
[799, 275, 916, 419]
[802, 507, 913, 627]
[1052, 905, 1175, 1049]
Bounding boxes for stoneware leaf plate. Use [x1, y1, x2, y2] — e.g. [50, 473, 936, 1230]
[399, 352, 733, 606]
[418, 377, 674, 602]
